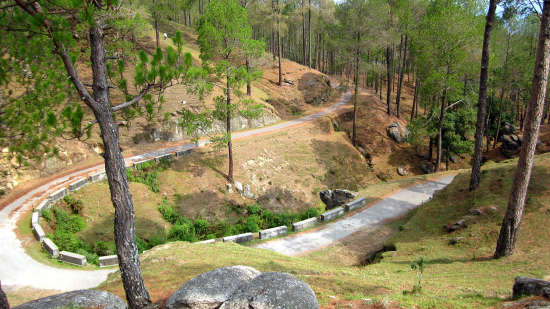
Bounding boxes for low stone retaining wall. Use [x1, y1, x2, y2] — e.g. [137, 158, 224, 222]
[292, 217, 318, 232]
[69, 178, 88, 192]
[35, 199, 50, 213]
[176, 149, 192, 157]
[32, 223, 46, 242]
[99, 255, 118, 267]
[88, 171, 106, 183]
[49, 188, 67, 203]
[223, 233, 253, 243]
[321, 207, 345, 222]
[31, 212, 40, 226]
[59, 251, 86, 266]
[155, 154, 173, 162]
[344, 197, 367, 212]
[42, 238, 59, 258]
[259, 226, 287, 240]
[133, 159, 152, 168]
[196, 239, 216, 244]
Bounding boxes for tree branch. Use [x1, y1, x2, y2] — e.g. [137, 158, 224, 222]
[111, 83, 157, 112]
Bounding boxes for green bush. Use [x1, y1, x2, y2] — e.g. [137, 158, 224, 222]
[41, 209, 52, 221]
[244, 215, 260, 232]
[52, 230, 83, 252]
[148, 233, 167, 247]
[158, 199, 179, 224]
[63, 195, 84, 214]
[136, 236, 150, 253]
[76, 248, 99, 265]
[193, 219, 210, 238]
[168, 223, 197, 242]
[93, 241, 112, 256]
[127, 164, 160, 193]
[247, 204, 261, 215]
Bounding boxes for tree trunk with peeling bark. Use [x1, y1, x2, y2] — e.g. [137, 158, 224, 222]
[495, 0, 550, 258]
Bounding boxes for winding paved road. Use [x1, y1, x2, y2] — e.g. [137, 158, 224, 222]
[256, 175, 456, 256]
[0, 91, 352, 291]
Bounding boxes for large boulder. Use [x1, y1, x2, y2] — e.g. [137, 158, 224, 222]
[220, 272, 319, 309]
[419, 161, 434, 174]
[319, 189, 356, 209]
[166, 266, 261, 309]
[298, 73, 333, 106]
[387, 122, 409, 144]
[13, 290, 127, 309]
[513, 276, 550, 299]
[502, 122, 518, 135]
[500, 134, 522, 158]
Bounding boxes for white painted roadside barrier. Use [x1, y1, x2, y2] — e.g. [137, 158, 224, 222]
[292, 217, 318, 232]
[259, 226, 287, 240]
[321, 207, 345, 222]
[344, 197, 367, 212]
[59, 251, 87, 266]
[223, 233, 253, 243]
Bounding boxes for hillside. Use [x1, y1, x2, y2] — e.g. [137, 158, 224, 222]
[56, 152, 547, 308]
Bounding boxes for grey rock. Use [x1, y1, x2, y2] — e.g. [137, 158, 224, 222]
[226, 183, 233, 194]
[469, 209, 482, 216]
[449, 153, 458, 163]
[244, 184, 255, 199]
[397, 167, 409, 176]
[319, 189, 357, 209]
[13, 290, 127, 309]
[220, 272, 319, 309]
[502, 123, 518, 135]
[166, 266, 261, 309]
[449, 237, 464, 245]
[234, 181, 243, 194]
[513, 276, 550, 299]
[446, 217, 472, 233]
[284, 78, 294, 85]
[387, 122, 409, 144]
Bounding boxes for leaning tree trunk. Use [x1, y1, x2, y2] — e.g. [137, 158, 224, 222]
[89, 24, 151, 309]
[226, 76, 234, 182]
[494, 0, 550, 258]
[470, 0, 498, 191]
[352, 32, 360, 146]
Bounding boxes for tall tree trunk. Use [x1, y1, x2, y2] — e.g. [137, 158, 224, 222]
[302, 0, 306, 65]
[435, 88, 447, 173]
[352, 32, 360, 146]
[470, 0, 498, 191]
[154, 0, 159, 50]
[411, 78, 418, 122]
[308, 0, 312, 68]
[89, 24, 151, 309]
[495, 0, 550, 258]
[272, 0, 276, 61]
[277, 0, 282, 87]
[386, 46, 392, 115]
[226, 76, 234, 182]
[246, 57, 251, 96]
[396, 35, 408, 119]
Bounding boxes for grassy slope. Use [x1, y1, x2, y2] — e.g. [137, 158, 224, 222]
[97, 153, 550, 308]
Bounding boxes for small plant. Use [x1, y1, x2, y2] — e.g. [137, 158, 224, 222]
[41, 209, 52, 221]
[63, 195, 84, 214]
[410, 256, 425, 293]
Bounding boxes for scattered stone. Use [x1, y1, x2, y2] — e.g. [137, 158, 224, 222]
[513, 276, 550, 299]
[226, 183, 233, 194]
[243, 184, 254, 199]
[449, 237, 464, 245]
[319, 189, 357, 209]
[502, 299, 550, 308]
[446, 217, 471, 233]
[166, 266, 260, 309]
[488, 205, 498, 212]
[469, 209, 482, 216]
[12, 290, 127, 309]
[420, 161, 434, 174]
[397, 167, 409, 176]
[219, 272, 319, 309]
[387, 122, 409, 143]
[449, 153, 458, 163]
[284, 78, 294, 85]
[234, 181, 243, 194]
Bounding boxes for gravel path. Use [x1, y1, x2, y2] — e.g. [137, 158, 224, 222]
[256, 175, 456, 256]
[0, 91, 351, 291]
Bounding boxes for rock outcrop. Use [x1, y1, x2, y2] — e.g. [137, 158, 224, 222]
[165, 266, 261, 309]
[513, 276, 550, 299]
[298, 74, 333, 106]
[219, 272, 319, 309]
[387, 122, 409, 144]
[320, 189, 357, 209]
[13, 290, 127, 309]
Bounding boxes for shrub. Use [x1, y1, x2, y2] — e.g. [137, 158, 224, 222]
[158, 199, 179, 224]
[93, 241, 112, 256]
[127, 165, 160, 193]
[168, 223, 197, 242]
[63, 195, 84, 214]
[136, 236, 150, 253]
[193, 219, 210, 238]
[244, 215, 260, 232]
[247, 204, 261, 215]
[52, 230, 83, 252]
[148, 233, 167, 248]
[41, 209, 52, 221]
[76, 248, 99, 265]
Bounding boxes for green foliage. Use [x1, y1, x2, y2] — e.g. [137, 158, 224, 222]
[410, 257, 425, 293]
[126, 161, 167, 193]
[93, 241, 113, 256]
[41, 209, 52, 222]
[63, 195, 84, 215]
